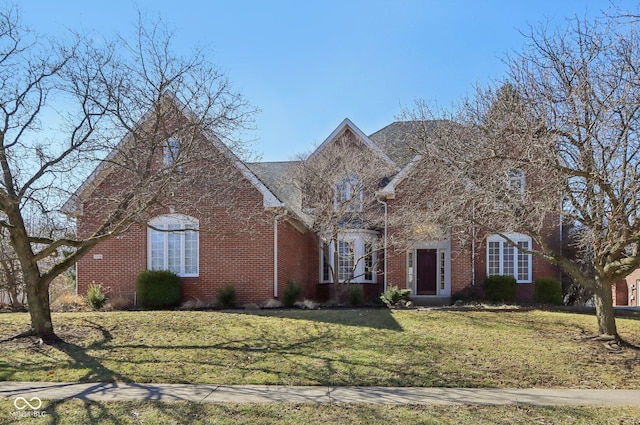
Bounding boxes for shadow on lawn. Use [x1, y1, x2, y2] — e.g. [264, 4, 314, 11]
[231, 307, 404, 331]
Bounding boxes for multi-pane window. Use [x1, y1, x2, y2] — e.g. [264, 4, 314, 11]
[335, 175, 363, 211]
[320, 234, 377, 283]
[486, 234, 531, 283]
[148, 215, 199, 277]
[338, 241, 354, 281]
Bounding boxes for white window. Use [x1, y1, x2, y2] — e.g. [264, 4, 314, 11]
[148, 214, 199, 277]
[320, 231, 378, 283]
[486, 233, 531, 283]
[335, 175, 363, 211]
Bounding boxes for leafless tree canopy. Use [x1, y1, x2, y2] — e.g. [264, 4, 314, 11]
[0, 6, 256, 336]
[291, 130, 396, 290]
[403, 10, 640, 337]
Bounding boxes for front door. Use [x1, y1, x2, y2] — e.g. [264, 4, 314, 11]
[416, 249, 437, 295]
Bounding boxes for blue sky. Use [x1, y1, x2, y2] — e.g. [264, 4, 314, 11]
[19, 0, 618, 161]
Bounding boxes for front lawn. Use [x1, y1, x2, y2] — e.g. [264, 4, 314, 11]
[0, 308, 638, 388]
[1, 400, 639, 425]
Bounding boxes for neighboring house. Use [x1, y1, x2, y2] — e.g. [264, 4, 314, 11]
[69, 111, 564, 306]
[615, 274, 639, 307]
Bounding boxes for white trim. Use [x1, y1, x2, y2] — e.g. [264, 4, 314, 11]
[309, 118, 398, 170]
[377, 154, 423, 200]
[486, 233, 532, 283]
[319, 229, 380, 284]
[147, 214, 199, 277]
[408, 239, 451, 297]
[273, 216, 279, 298]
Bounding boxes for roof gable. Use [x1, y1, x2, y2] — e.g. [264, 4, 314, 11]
[308, 118, 398, 170]
[63, 94, 282, 215]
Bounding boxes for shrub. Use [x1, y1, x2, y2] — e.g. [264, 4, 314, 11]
[482, 275, 517, 303]
[534, 277, 563, 305]
[380, 285, 412, 307]
[216, 284, 236, 308]
[136, 270, 181, 309]
[104, 296, 132, 311]
[451, 285, 481, 304]
[347, 284, 364, 307]
[50, 292, 88, 312]
[86, 283, 107, 310]
[282, 280, 302, 307]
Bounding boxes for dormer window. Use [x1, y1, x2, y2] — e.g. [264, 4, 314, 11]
[335, 175, 363, 212]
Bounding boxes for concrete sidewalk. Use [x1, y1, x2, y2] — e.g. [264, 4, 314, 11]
[0, 382, 639, 406]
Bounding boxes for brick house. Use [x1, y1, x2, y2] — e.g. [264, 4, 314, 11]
[69, 113, 563, 306]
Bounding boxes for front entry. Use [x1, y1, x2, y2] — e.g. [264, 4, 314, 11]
[416, 249, 437, 295]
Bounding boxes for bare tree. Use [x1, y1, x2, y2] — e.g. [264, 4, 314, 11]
[291, 130, 396, 300]
[0, 225, 24, 308]
[0, 7, 254, 337]
[404, 10, 640, 339]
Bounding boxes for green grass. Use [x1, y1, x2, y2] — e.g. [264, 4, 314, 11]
[0, 308, 638, 388]
[0, 400, 639, 425]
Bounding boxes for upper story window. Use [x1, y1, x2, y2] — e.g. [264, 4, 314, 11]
[487, 233, 531, 283]
[335, 175, 363, 212]
[148, 214, 199, 277]
[164, 139, 181, 170]
[508, 169, 525, 194]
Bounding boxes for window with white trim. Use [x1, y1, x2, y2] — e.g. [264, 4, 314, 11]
[335, 175, 363, 211]
[320, 233, 377, 283]
[486, 233, 531, 283]
[148, 215, 199, 277]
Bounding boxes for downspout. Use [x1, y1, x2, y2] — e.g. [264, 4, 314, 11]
[273, 215, 278, 299]
[376, 196, 388, 291]
[272, 208, 290, 299]
[471, 200, 476, 286]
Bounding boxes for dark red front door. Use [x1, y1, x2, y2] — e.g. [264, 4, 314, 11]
[416, 249, 437, 295]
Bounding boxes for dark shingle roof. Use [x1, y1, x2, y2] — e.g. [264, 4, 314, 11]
[247, 161, 312, 227]
[369, 120, 448, 168]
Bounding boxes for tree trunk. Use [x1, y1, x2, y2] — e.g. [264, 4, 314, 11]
[25, 274, 54, 337]
[592, 279, 617, 338]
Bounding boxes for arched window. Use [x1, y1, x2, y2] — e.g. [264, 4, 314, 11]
[148, 214, 199, 277]
[334, 175, 363, 212]
[486, 233, 531, 283]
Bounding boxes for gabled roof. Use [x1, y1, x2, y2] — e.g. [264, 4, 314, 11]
[308, 118, 398, 170]
[369, 120, 448, 168]
[63, 94, 283, 215]
[376, 154, 423, 200]
[247, 161, 313, 228]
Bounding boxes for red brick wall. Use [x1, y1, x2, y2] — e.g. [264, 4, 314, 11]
[75, 124, 286, 306]
[276, 219, 314, 300]
[78, 200, 279, 306]
[384, 205, 561, 303]
[617, 269, 640, 306]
